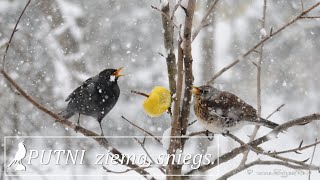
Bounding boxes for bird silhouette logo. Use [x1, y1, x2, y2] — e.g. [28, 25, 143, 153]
[7, 141, 27, 171]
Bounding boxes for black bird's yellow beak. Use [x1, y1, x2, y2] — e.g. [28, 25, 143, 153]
[191, 86, 201, 95]
[113, 67, 124, 77]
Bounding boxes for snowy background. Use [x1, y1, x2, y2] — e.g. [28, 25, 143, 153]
[1, 0, 320, 179]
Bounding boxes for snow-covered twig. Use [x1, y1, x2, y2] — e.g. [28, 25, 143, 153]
[206, 2, 320, 85]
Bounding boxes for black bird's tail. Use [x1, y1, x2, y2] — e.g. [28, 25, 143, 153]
[58, 109, 75, 119]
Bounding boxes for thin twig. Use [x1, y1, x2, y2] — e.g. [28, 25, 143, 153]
[171, 0, 182, 20]
[131, 90, 149, 98]
[151, 5, 180, 30]
[121, 116, 162, 144]
[309, 139, 318, 180]
[266, 104, 285, 119]
[301, 0, 304, 11]
[301, 16, 320, 19]
[269, 139, 320, 155]
[192, 0, 219, 42]
[133, 137, 166, 174]
[187, 119, 197, 127]
[2, 0, 31, 71]
[224, 132, 264, 154]
[188, 130, 206, 137]
[103, 165, 155, 174]
[240, 0, 268, 167]
[206, 2, 320, 84]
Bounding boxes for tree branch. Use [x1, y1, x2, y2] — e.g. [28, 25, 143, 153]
[185, 113, 320, 175]
[157, 1, 177, 96]
[192, 0, 219, 42]
[0, 3, 155, 179]
[1, 0, 31, 71]
[167, 0, 196, 178]
[240, 0, 268, 167]
[206, 2, 320, 84]
[121, 116, 162, 145]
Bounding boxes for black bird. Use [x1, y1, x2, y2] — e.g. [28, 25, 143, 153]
[59, 68, 124, 135]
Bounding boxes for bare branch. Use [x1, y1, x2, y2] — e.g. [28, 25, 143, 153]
[151, 5, 180, 30]
[171, 0, 182, 20]
[269, 139, 320, 155]
[156, 1, 178, 98]
[188, 130, 206, 137]
[185, 113, 320, 175]
[240, 0, 268, 167]
[301, 16, 320, 19]
[167, 0, 196, 177]
[301, 0, 304, 11]
[2, 0, 31, 71]
[131, 90, 149, 98]
[266, 104, 285, 119]
[309, 139, 318, 180]
[206, 2, 320, 84]
[103, 165, 155, 174]
[134, 137, 166, 174]
[172, 24, 184, 146]
[192, 0, 219, 42]
[121, 116, 162, 144]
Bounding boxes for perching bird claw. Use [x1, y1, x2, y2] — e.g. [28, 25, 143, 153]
[205, 130, 214, 141]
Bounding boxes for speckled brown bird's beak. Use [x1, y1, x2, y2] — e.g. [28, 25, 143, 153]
[191, 86, 201, 95]
[113, 67, 124, 77]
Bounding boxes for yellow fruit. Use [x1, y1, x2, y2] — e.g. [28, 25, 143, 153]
[143, 86, 171, 117]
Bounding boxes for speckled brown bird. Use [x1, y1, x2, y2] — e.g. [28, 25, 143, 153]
[192, 85, 278, 134]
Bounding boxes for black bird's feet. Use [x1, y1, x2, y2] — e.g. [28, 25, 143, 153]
[222, 131, 230, 137]
[206, 130, 214, 141]
[75, 124, 81, 133]
[75, 114, 81, 133]
[99, 123, 105, 137]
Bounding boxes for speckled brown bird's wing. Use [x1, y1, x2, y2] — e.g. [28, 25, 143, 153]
[207, 91, 257, 120]
[65, 77, 94, 102]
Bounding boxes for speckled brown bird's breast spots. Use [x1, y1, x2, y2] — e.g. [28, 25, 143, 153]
[194, 97, 211, 122]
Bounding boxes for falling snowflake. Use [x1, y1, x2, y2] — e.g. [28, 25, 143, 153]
[110, 75, 115, 82]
